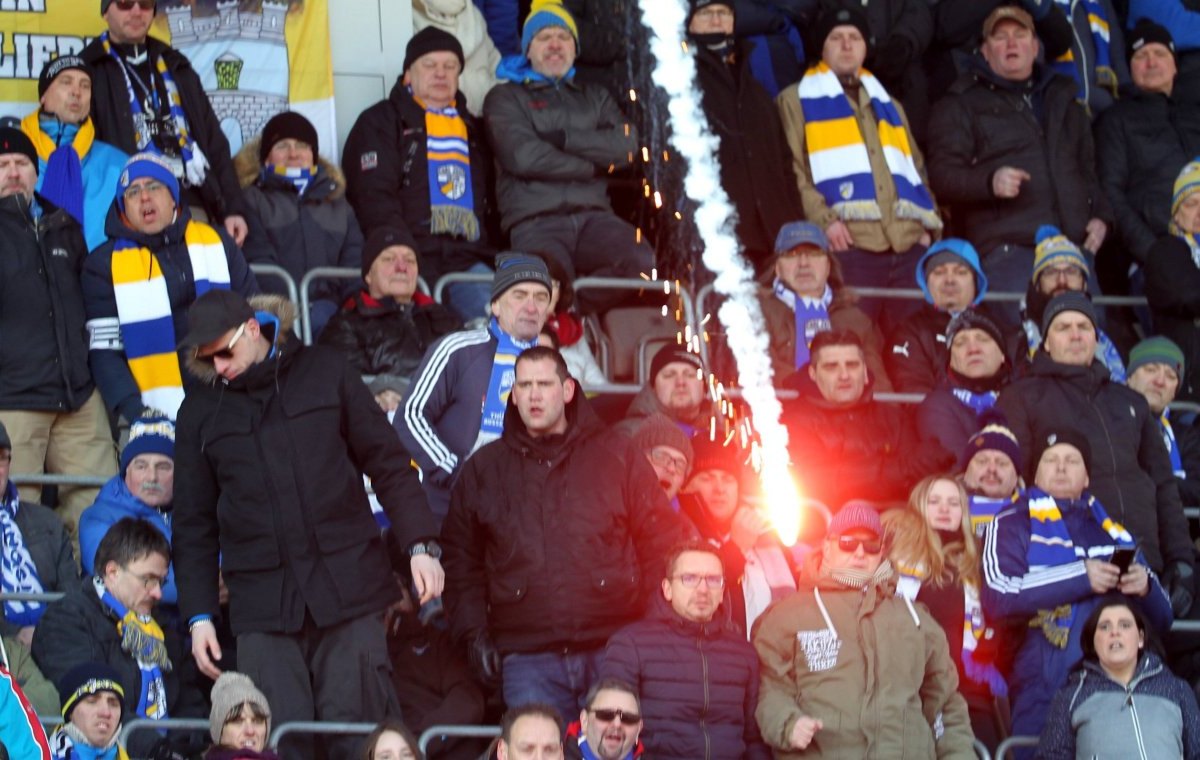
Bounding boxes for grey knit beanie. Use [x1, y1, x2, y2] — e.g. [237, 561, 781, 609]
[209, 672, 271, 743]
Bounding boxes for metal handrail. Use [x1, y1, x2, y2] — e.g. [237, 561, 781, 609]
[9, 473, 108, 487]
[298, 267, 430, 345]
[248, 263, 299, 308]
[974, 739, 993, 760]
[417, 724, 501, 753]
[119, 717, 210, 748]
[433, 271, 492, 305]
[0, 591, 64, 602]
[268, 720, 378, 748]
[995, 735, 1039, 759]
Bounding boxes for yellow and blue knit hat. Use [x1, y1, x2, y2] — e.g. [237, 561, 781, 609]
[59, 662, 125, 722]
[1173, 158, 1200, 217]
[1032, 224, 1090, 283]
[522, 0, 579, 56]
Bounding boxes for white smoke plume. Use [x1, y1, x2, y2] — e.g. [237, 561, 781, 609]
[636, 0, 801, 544]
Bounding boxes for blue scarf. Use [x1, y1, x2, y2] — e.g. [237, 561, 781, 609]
[1051, 0, 1116, 100]
[475, 318, 535, 449]
[0, 482, 46, 627]
[967, 492, 1018, 537]
[416, 93, 480, 241]
[1161, 412, 1186, 479]
[1025, 487, 1133, 648]
[261, 164, 314, 196]
[773, 279, 831, 369]
[95, 578, 170, 721]
[496, 54, 577, 85]
[576, 737, 634, 760]
[35, 115, 85, 226]
[951, 388, 999, 417]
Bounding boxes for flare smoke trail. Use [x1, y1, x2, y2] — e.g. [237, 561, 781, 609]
[636, 0, 800, 544]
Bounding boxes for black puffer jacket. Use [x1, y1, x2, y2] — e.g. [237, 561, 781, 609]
[0, 193, 93, 412]
[173, 298, 438, 634]
[342, 80, 496, 281]
[995, 352, 1193, 573]
[1144, 234, 1200, 402]
[318, 291, 461, 382]
[927, 57, 1111, 255]
[236, 141, 364, 307]
[885, 303, 954, 394]
[694, 41, 800, 270]
[781, 372, 954, 510]
[483, 78, 639, 232]
[441, 392, 687, 653]
[1096, 90, 1200, 263]
[80, 37, 247, 223]
[601, 593, 771, 760]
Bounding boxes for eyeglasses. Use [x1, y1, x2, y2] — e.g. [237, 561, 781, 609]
[672, 573, 725, 589]
[121, 566, 167, 591]
[122, 180, 169, 201]
[649, 448, 688, 474]
[195, 321, 247, 365]
[1041, 265, 1085, 283]
[111, 0, 156, 11]
[694, 7, 733, 20]
[836, 536, 882, 555]
[590, 708, 642, 726]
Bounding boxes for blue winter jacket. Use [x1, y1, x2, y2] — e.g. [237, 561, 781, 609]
[78, 475, 177, 605]
[33, 117, 128, 252]
[1037, 652, 1200, 759]
[981, 490, 1174, 741]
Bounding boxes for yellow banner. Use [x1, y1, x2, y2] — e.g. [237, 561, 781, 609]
[0, 0, 335, 150]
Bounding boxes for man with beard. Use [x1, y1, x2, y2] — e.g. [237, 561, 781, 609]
[1018, 225, 1124, 380]
[617, 346, 713, 438]
[958, 414, 1023, 536]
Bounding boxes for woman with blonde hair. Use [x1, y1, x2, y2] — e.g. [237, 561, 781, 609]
[884, 473, 1007, 749]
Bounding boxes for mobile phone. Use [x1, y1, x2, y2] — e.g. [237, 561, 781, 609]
[1110, 546, 1138, 574]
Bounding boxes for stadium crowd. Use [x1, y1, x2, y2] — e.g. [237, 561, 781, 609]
[8, 0, 1200, 757]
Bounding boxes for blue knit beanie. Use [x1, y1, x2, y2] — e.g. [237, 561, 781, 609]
[117, 152, 180, 212]
[121, 412, 175, 475]
[1032, 225, 1090, 282]
[521, 0, 579, 56]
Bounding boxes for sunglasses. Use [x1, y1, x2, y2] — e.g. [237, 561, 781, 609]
[590, 708, 641, 726]
[111, 0, 156, 10]
[836, 535, 882, 555]
[195, 321, 247, 365]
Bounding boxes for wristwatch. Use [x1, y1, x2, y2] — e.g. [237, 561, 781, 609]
[409, 540, 443, 559]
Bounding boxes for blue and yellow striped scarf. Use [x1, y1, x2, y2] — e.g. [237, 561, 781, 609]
[110, 220, 230, 418]
[1051, 0, 1117, 99]
[1026, 487, 1133, 647]
[796, 62, 940, 230]
[417, 95, 479, 242]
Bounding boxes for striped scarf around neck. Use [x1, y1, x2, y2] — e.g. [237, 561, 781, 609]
[796, 62, 941, 230]
[0, 481, 45, 628]
[773, 279, 832, 369]
[110, 220, 230, 419]
[21, 110, 93, 226]
[1051, 0, 1117, 99]
[415, 93, 479, 241]
[474, 317, 535, 451]
[94, 577, 170, 721]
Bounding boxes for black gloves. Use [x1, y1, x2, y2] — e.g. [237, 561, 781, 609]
[1162, 560, 1195, 618]
[468, 628, 502, 685]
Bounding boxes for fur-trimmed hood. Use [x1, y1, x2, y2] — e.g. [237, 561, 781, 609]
[184, 293, 298, 385]
[233, 136, 346, 200]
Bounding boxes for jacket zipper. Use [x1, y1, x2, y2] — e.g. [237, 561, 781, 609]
[700, 641, 711, 760]
[1069, 0, 1092, 106]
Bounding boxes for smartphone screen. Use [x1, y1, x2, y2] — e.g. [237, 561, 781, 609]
[1110, 547, 1137, 573]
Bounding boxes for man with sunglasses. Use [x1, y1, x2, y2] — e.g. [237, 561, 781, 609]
[564, 679, 644, 760]
[33, 517, 196, 757]
[602, 541, 769, 759]
[80, 0, 252, 247]
[171, 289, 443, 760]
[753, 504, 974, 757]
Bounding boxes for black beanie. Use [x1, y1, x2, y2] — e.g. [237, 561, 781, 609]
[362, 226, 419, 280]
[259, 111, 319, 164]
[59, 662, 125, 723]
[649, 344, 705, 384]
[1040, 291, 1098, 345]
[38, 54, 91, 98]
[686, 0, 735, 27]
[945, 308, 1005, 356]
[403, 27, 466, 73]
[490, 252, 552, 302]
[815, 2, 873, 53]
[1128, 17, 1175, 63]
[0, 127, 37, 172]
[1028, 427, 1093, 483]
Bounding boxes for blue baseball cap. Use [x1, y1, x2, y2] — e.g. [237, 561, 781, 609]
[774, 221, 829, 255]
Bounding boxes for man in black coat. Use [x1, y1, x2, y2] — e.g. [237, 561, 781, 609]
[0, 127, 117, 535]
[80, 0, 249, 245]
[996, 291, 1196, 614]
[927, 5, 1111, 322]
[172, 290, 445, 760]
[441, 346, 687, 725]
[602, 542, 770, 760]
[1096, 19, 1200, 267]
[687, 0, 801, 274]
[31, 517, 192, 757]
[343, 28, 497, 323]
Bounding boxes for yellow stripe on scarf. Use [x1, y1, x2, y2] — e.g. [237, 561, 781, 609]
[425, 111, 468, 140]
[428, 150, 471, 162]
[877, 120, 915, 158]
[128, 353, 183, 397]
[20, 110, 95, 162]
[804, 115, 863, 153]
[1028, 501, 1063, 523]
[112, 246, 163, 285]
